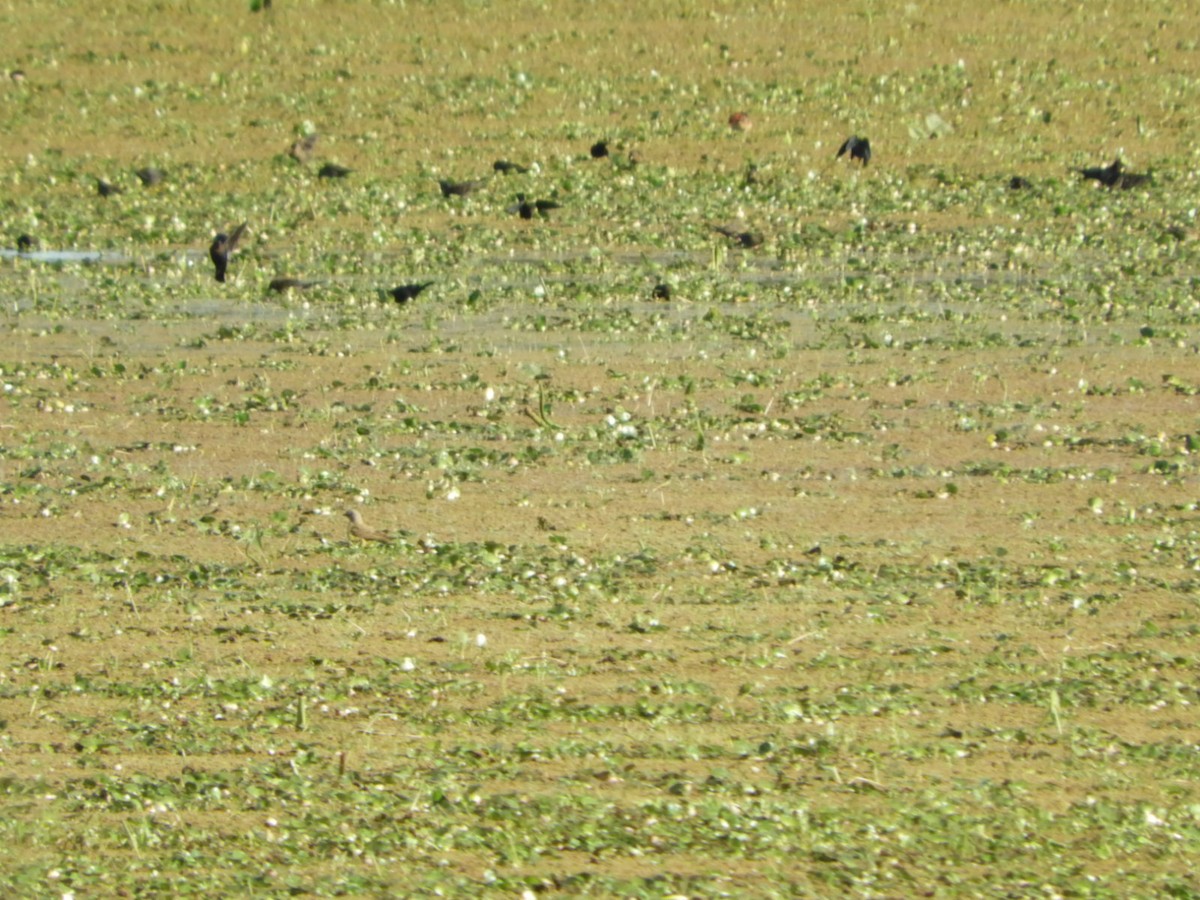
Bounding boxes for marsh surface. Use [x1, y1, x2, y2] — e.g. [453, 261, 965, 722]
[2, 1, 1199, 896]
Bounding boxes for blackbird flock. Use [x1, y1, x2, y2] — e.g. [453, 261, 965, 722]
[5, 58, 1163, 548]
[185, 128, 1148, 297]
[85, 124, 1150, 299]
[15, 52, 1157, 305]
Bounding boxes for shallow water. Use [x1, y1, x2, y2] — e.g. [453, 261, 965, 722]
[0, 248, 131, 264]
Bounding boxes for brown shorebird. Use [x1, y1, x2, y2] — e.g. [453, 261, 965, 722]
[345, 509, 391, 543]
[210, 222, 248, 283]
[836, 135, 871, 166]
[289, 133, 319, 163]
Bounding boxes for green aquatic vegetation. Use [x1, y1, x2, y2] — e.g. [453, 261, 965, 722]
[3, 2, 1200, 897]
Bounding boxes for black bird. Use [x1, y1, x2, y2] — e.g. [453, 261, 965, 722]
[713, 225, 764, 248]
[387, 282, 434, 304]
[209, 222, 248, 283]
[513, 194, 561, 220]
[1117, 171, 1151, 189]
[1078, 157, 1149, 190]
[439, 178, 485, 198]
[268, 277, 317, 293]
[16, 233, 36, 252]
[493, 159, 530, 174]
[836, 135, 871, 166]
[651, 283, 671, 301]
[135, 167, 165, 187]
[1078, 158, 1123, 186]
[318, 163, 352, 179]
[96, 178, 123, 197]
[590, 140, 610, 159]
[289, 133, 319, 164]
[1008, 175, 1032, 191]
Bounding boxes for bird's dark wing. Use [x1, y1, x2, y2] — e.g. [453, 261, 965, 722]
[227, 222, 249, 253]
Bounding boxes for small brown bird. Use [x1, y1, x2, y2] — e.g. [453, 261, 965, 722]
[210, 222, 248, 283]
[713, 225, 764, 248]
[345, 509, 391, 543]
[439, 178, 486, 198]
[728, 111, 752, 132]
[289, 133, 319, 163]
[836, 135, 871, 166]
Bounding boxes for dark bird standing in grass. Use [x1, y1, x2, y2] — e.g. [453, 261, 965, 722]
[135, 167, 165, 187]
[96, 178, 123, 197]
[387, 282, 434, 304]
[651, 283, 672, 301]
[289, 133, 319, 163]
[16, 234, 36, 252]
[1078, 157, 1150, 190]
[268, 277, 317, 293]
[1008, 176, 1033, 191]
[493, 159, 530, 174]
[439, 178, 485, 198]
[513, 194, 560, 220]
[713, 225, 764, 248]
[836, 135, 871, 166]
[210, 222, 248, 283]
[590, 140, 609, 159]
[318, 162, 352, 179]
